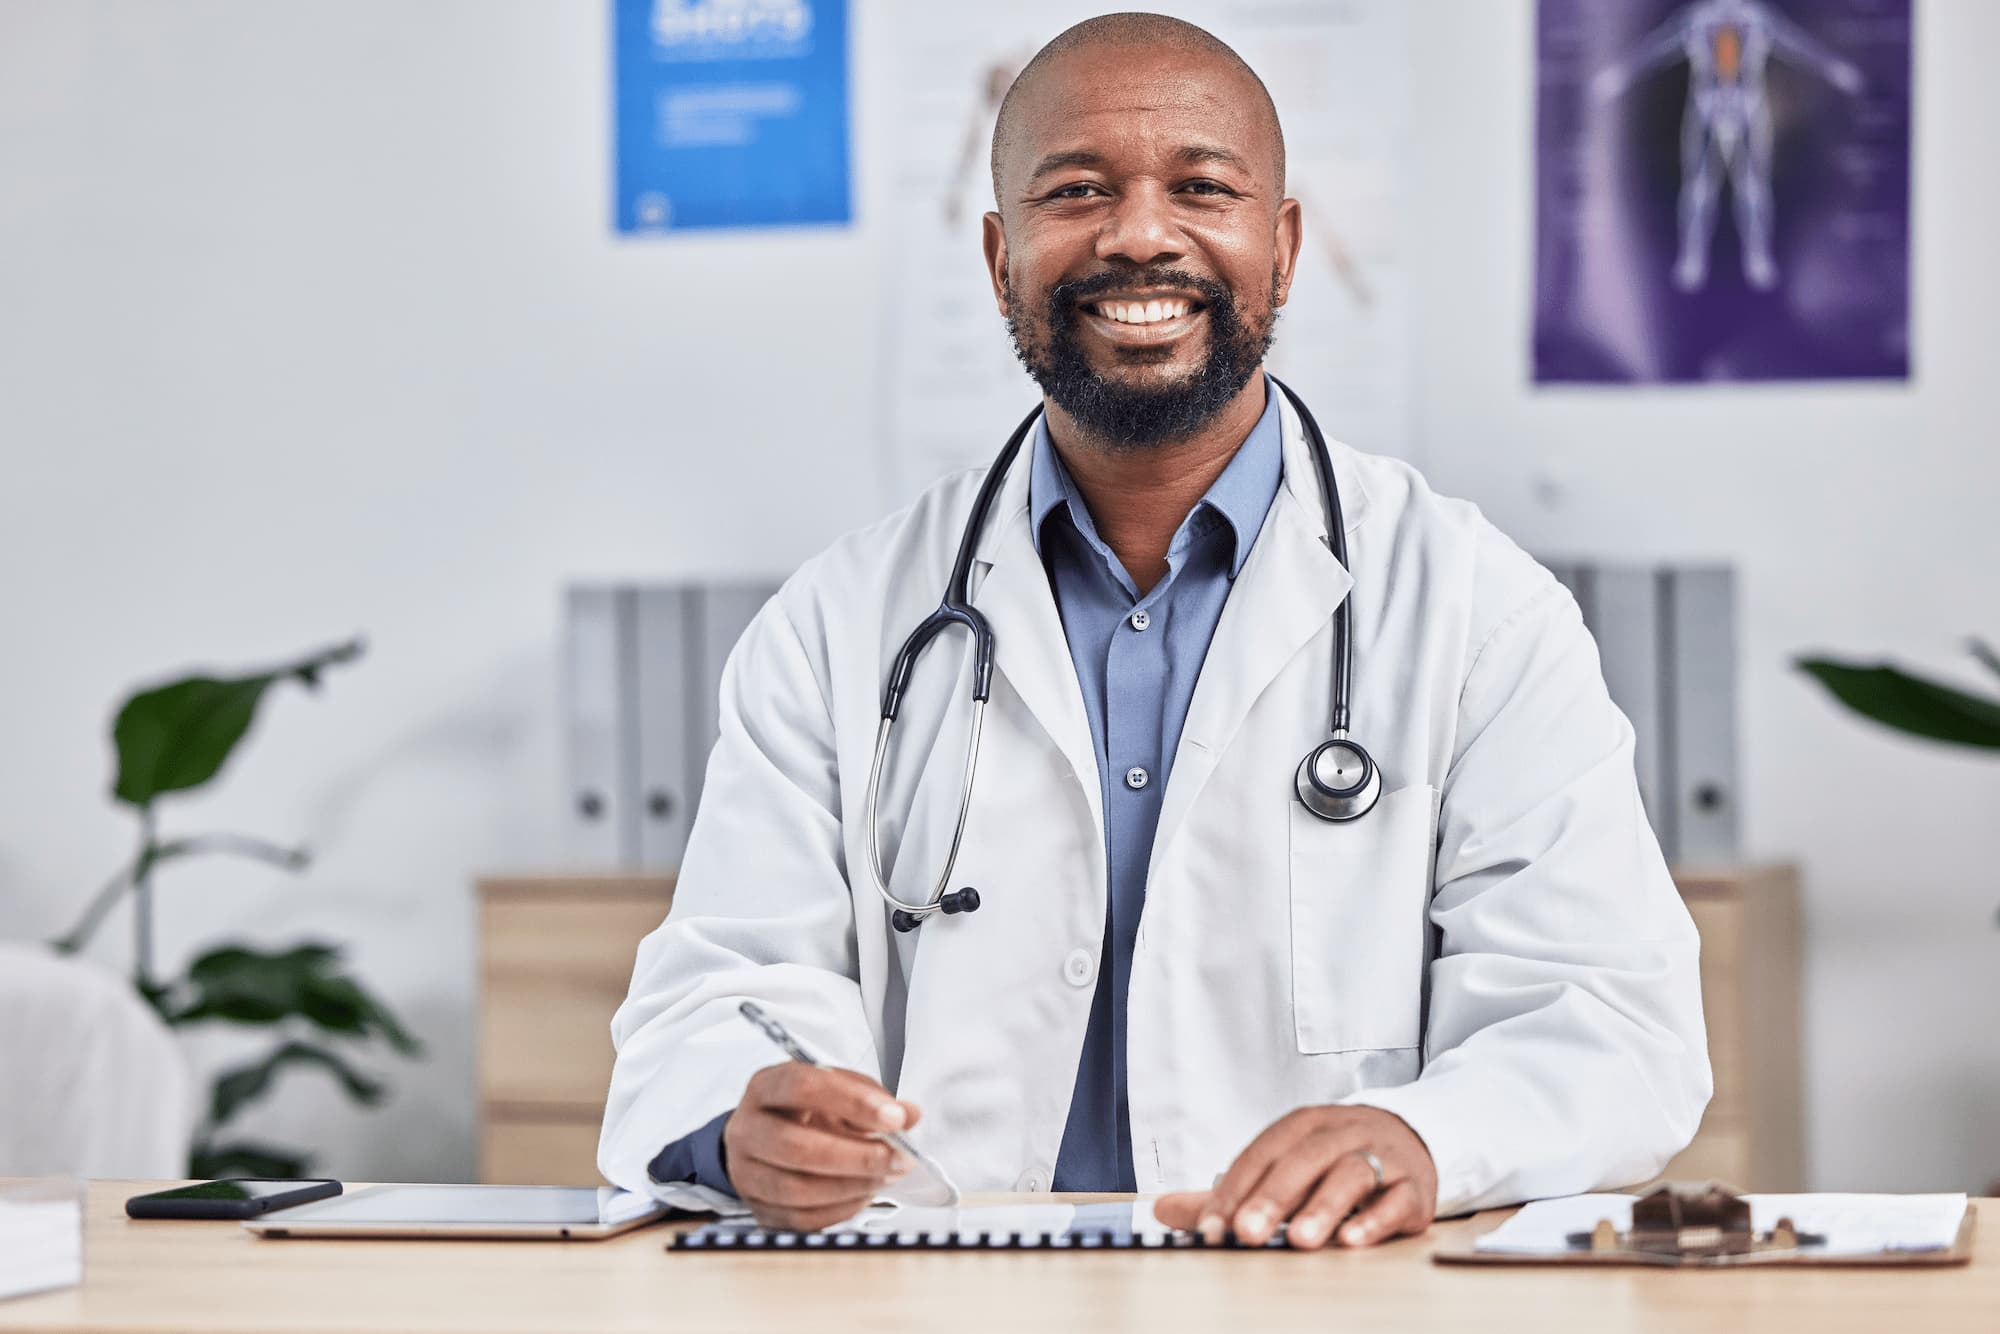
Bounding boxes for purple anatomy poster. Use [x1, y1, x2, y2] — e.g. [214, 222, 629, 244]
[1535, 0, 1911, 383]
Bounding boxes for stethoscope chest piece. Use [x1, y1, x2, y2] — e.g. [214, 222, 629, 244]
[1295, 734, 1382, 823]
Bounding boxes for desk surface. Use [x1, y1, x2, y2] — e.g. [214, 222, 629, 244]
[0, 1183, 1991, 1334]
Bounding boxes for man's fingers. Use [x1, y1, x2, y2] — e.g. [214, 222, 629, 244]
[1335, 1178, 1427, 1248]
[1228, 1129, 1367, 1246]
[731, 1155, 885, 1211]
[1283, 1152, 1387, 1250]
[1151, 1192, 1208, 1231]
[1197, 1111, 1326, 1242]
[750, 1063, 916, 1134]
[739, 1112, 909, 1180]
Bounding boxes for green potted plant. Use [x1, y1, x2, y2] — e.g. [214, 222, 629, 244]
[49, 639, 422, 1178]
[1796, 638, 2000, 755]
[1798, 640, 2000, 918]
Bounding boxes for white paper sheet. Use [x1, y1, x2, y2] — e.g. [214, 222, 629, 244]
[1473, 1192, 1969, 1258]
[0, 1180, 83, 1301]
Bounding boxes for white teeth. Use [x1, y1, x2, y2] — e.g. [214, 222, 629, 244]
[1096, 298, 1193, 325]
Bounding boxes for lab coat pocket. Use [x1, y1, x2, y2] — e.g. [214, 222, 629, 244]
[1288, 783, 1439, 1054]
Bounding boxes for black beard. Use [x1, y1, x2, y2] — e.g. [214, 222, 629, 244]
[1004, 265, 1277, 451]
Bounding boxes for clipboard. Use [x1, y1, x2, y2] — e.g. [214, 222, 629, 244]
[1433, 1183, 1977, 1269]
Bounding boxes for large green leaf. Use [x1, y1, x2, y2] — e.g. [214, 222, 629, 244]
[1970, 638, 2000, 683]
[164, 941, 423, 1055]
[208, 1039, 385, 1128]
[189, 1139, 311, 1180]
[1796, 656, 2000, 750]
[111, 639, 364, 806]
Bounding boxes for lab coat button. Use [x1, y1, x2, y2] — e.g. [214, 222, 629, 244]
[1017, 1170, 1044, 1192]
[1124, 766, 1149, 790]
[1128, 610, 1151, 631]
[1063, 948, 1095, 987]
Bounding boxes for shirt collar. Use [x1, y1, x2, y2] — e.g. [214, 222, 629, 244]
[1028, 374, 1284, 579]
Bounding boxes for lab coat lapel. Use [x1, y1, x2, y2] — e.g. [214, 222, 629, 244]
[965, 429, 1105, 838]
[1150, 399, 1364, 872]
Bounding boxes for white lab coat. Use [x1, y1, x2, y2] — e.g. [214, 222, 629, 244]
[599, 396, 1711, 1216]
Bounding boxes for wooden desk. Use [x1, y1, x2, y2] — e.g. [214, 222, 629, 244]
[0, 1183, 1990, 1334]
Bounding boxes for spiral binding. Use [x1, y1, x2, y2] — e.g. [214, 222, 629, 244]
[669, 1225, 1292, 1251]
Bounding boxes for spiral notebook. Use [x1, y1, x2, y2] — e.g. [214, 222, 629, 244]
[669, 1201, 1294, 1252]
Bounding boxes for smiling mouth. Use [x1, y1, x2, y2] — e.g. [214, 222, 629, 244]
[1082, 295, 1206, 325]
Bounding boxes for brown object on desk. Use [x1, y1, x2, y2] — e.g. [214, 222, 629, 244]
[1434, 1182, 1977, 1269]
[1, 1182, 1991, 1334]
[476, 875, 675, 1186]
[474, 865, 1803, 1190]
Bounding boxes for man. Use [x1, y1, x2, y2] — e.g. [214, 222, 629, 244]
[599, 13, 1710, 1250]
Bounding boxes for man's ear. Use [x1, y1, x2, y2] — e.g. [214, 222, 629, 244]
[981, 212, 1010, 315]
[1272, 196, 1304, 308]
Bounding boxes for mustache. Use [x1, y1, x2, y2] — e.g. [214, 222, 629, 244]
[1046, 267, 1234, 317]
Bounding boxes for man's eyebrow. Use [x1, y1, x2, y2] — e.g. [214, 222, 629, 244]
[1028, 149, 1106, 180]
[1177, 143, 1249, 171]
[1026, 144, 1254, 181]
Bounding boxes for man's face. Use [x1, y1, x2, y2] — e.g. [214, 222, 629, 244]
[983, 45, 1302, 449]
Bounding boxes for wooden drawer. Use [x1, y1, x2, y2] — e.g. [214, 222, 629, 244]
[478, 877, 674, 1109]
[1681, 893, 1745, 1126]
[482, 1112, 606, 1186]
[1655, 1117, 1752, 1189]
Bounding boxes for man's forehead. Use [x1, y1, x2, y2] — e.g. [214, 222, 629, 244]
[1014, 45, 1255, 129]
[1002, 51, 1272, 176]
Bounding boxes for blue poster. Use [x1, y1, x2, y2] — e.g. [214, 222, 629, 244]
[614, 0, 850, 232]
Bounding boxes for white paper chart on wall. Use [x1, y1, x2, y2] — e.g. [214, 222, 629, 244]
[875, 0, 1415, 507]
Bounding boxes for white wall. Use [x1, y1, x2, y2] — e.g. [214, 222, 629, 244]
[1, 0, 1993, 1190]
[1410, 2, 2000, 1193]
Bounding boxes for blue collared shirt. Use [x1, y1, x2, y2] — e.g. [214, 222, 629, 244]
[1031, 381, 1283, 1190]
[649, 381, 1284, 1195]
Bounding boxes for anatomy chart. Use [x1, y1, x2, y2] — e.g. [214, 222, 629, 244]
[1535, 0, 1912, 382]
[876, 1, 1413, 505]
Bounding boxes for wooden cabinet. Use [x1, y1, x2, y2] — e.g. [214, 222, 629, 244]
[1655, 863, 1804, 1191]
[476, 875, 674, 1185]
[475, 866, 1802, 1191]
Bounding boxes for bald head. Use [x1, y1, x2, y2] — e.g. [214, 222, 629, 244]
[989, 12, 1286, 206]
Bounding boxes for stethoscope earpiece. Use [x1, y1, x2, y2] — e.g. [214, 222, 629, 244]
[890, 887, 980, 935]
[1294, 735, 1382, 823]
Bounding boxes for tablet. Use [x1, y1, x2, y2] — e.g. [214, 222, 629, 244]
[242, 1185, 669, 1240]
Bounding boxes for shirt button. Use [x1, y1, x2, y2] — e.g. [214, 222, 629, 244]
[1017, 1170, 1044, 1192]
[1124, 766, 1149, 790]
[1128, 609, 1151, 631]
[1063, 948, 1095, 987]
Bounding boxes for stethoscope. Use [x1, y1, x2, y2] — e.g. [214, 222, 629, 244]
[864, 376, 1380, 933]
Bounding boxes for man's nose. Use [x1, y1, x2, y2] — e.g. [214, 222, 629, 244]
[1094, 184, 1184, 267]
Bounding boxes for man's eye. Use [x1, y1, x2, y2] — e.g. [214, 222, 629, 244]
[1049, 183, 1102, 199]
[1181, 180, 1233, 196]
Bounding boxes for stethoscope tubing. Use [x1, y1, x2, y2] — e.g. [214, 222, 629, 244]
[868, 376, 1365, 926]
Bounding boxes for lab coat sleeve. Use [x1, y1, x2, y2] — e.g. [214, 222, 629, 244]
[596, 584, 883, 1200]
[1340, 568, 1712, 1216]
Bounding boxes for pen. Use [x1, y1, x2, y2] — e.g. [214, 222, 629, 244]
[737, 1001, 923, 1160]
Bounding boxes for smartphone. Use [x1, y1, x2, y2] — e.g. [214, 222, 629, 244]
[126, 1179, 342, 1220]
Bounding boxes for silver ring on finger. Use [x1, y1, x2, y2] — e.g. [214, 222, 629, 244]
[1357, 1149, 1386, 1192]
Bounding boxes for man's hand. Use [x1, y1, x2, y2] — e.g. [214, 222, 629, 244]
[722, 1063, 922, 1231]
[1153, 1106, 1437, 1250]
